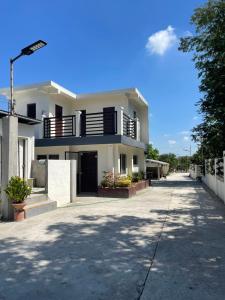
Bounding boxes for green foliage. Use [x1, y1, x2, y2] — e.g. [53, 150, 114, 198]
[158, 153, 178, 171]
[216, 158, 224, 178]
[177, 156, 191, 171]
[191, 149, 204, 165]
[5, 176, 31, 203]
[146, 144, 159, 160]
[179, 0, 225, 158]
[115, 177, 131, 187]
[131, 172, 140, 182]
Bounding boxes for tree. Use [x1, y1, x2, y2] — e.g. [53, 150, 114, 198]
[158, 153, 178, 171]
[179, 0, 225, 158]
[177, 156, 191, 171]
[146, 144, 159, 160]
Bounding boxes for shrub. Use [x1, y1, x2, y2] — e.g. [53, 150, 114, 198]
[132, 172, 140, 182]
[139, 171, 145, 180]
[101, 171, 115, 188]
[115, 176, 131, 187]
[5, 176, 32, 203]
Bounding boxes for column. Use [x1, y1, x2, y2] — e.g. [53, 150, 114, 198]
[74, 111, 81, 137]
[1, 116, 18, 220]
[135, 117, 140, 141]
[115, 106, 124, 135]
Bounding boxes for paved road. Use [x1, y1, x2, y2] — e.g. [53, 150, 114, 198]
[0, 173, 225, 300]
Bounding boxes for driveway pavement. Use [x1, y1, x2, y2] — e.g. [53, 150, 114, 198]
[0, 173, 225, 300]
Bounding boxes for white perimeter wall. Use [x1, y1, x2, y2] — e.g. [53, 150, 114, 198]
[47, 160, 76, 207]
[202, 157, 225, 204]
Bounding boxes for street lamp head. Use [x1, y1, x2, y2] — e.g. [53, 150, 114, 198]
[21, 40, 47, 56]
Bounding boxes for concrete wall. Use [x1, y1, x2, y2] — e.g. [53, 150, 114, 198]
[47, 160, 76, 207]
[202, 156, 225, 204]
[31, 160, 46, 187]
[189, 164, 202, 180]
[0, 119, 35, 182]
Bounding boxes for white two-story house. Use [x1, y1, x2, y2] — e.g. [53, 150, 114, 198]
[2, 81, 149, 194]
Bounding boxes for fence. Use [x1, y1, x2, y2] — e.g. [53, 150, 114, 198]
[202, 154, 225, 204]
[189, 152, 225, 204]
[189, 164, 203, 180]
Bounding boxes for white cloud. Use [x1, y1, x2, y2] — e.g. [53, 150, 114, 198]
[146, 25, 177, 56]
[183, 136, 189, 141]
[163, 134, 170, 137]
[193, 116, 199, 120]
[180, 130, 190, 135]
[168, 139, 176, 145]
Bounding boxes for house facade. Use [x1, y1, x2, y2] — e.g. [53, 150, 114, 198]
[1, 81, 149, 194]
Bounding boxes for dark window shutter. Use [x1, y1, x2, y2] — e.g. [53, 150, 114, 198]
[103, 107, 115, 135]
[80, 110, 86, 136]
[27, 103, 36, 119]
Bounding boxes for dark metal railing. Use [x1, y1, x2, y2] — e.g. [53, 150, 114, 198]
[43, 111, 117, 138]
[123, 113, 136, 139]
[43, 115, 76, 138]
[81, 111, 117, 136]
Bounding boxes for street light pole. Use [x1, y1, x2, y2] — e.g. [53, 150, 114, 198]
[9, 40, 47, 115]
[10, 54, 23, 115]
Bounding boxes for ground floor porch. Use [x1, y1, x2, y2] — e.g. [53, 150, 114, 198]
[35, 143, 146, 194]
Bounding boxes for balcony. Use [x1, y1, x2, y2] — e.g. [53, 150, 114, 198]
[43, 108, 140, 141]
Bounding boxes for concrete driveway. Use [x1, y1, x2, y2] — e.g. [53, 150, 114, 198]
[0, 173, 225, 300]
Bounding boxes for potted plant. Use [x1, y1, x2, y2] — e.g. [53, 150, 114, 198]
[5, 176, 32, 221]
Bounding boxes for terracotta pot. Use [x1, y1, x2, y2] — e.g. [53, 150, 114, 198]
[12, 202, 26, 222]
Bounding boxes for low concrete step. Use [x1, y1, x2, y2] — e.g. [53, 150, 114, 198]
[26, 193, 48, 205]
[24, 199, 57, 219]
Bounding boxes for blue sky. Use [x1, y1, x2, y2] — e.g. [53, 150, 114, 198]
[0, 0, 206, 155]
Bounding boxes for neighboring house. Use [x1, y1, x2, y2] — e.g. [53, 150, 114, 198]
[146, 159, 169, 179]
[1, 81, 149, 194]
[0, 110, 40, 185]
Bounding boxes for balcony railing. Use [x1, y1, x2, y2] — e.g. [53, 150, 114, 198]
[43, 110, 138, 140]
[81, 111, 117, 136]
[43, 115, 76, 138]
[123, 113, 136, 139]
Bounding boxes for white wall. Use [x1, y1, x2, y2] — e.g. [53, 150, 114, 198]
[202, 157, 225, 204]
[0, 119, 35, 181]
[47, 160, 76, 207]
[35, 145, 70, 160]
[189, 164, 202, 180]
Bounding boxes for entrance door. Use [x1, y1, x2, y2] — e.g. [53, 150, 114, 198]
[18, 139, 26, 178]
[55, 105, 63, 137]
[103, 107, 115, 134]
[79, 152, 97, 193]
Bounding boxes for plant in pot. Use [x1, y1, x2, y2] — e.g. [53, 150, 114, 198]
[5, 176, 32, 221]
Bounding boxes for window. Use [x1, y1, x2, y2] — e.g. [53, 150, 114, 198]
[133, 155, 138, 165]
[37, 155, 47, 160]
[27, 103, 36, 119]
[49, 154, 59, 160]
[133, 111, 137, 119]
[120, 154, 126, 174]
